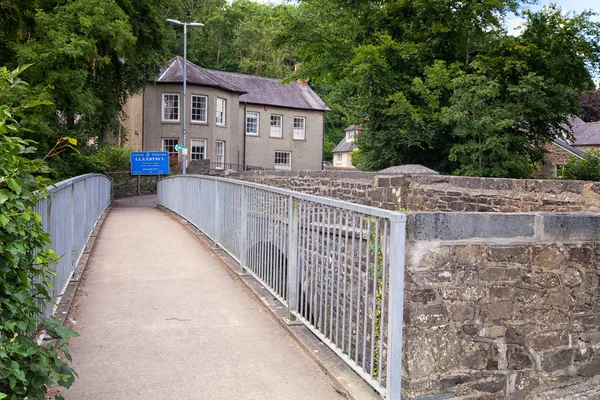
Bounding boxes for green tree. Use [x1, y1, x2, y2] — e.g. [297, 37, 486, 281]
[0, 66, 78, 400]
[276, 1, 600, 177]
[562, 149, 600, 181]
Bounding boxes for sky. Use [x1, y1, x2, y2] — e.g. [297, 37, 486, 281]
[505, 0, 599, 35]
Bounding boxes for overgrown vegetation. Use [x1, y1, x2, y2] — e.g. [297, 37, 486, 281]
[562, 149, 600, 181]
[0, 66, 77, 400]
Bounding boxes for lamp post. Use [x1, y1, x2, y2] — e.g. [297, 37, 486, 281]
[166, 19, 204, 175]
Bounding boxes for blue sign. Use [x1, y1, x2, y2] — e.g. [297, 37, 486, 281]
[130, 151, 169, 175]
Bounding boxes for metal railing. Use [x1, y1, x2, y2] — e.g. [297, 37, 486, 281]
[158, 175, 406, 399]
[34, 174, 112, 319]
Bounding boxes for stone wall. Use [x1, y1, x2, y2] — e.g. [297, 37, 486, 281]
[232, 171, 600, 213]
[402, 212, 600, 399]
[108, 172, 159, 198]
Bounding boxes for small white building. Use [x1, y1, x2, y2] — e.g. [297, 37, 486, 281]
[332, 125, 362, 169]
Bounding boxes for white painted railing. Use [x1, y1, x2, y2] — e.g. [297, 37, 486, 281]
[158, 175, 406, 399]
[34, 174, 112, 319]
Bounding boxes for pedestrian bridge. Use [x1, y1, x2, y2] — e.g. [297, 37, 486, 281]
[39, 174, 406, 400]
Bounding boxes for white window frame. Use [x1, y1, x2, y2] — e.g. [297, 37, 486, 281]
[190, 139, 207, 161]
[216, 98, 226, 126]
[274, 151, 291, 171]
[293, 117, 305, 140]
[335, 153, 343, 164]
[162, 93, 180, 122]
[246, 111, 259, 136]
[191, 95, 208, 123]
[162, 138, 179, 154]
[215, 140, 225, 170]
[270, 115, 282, 138]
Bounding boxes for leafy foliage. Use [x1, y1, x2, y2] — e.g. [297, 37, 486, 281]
[579, 90, 600, 122]
[276, 1, 600, 177]
[93, 146, 134, 171]
[0, 66, 78, 400]
[562, 149, 600, 181]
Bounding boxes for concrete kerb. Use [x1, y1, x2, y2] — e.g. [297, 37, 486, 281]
[53, 206, 112, 326]
[158, 205, 382, 400]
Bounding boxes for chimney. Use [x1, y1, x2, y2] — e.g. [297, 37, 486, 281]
[294, 63, 309, 86]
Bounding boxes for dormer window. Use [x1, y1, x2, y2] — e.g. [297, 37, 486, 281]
[346, 130, 355, 142]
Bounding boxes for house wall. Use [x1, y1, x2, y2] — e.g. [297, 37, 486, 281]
[242, 104, 324, 170]
[333, 151, 355, 168]
[533, 143, 579, 179]
[142, 83, 243, 166]
[119, 92, 144, 149]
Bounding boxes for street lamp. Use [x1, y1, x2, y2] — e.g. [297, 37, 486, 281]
[166, 18, 205, 175]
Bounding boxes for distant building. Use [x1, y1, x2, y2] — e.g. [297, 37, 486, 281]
[119, 57, 328, 171]
[332, 125, 362, 169]
[535, 139, 584, 178]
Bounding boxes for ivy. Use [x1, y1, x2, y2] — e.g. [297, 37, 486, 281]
[0, 66, 77, 400]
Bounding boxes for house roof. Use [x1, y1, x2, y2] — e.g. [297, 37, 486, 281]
[332, 139, 358, 153]
[571, 121, 600, 146]
[158, 57, 246, 93]
[552, 138, 584, 158]
[157, 57, 329, 111]
[379, 165, 439, 174]
[344, 124, 363, 132]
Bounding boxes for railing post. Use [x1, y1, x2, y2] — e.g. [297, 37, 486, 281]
[387, 213, 406, 400]
[285, 195, 299, 323]
[239, 184, 248, 274]
[214, 180, 220, 245]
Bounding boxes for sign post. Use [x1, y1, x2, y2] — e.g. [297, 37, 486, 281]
[130, 152, 170, 195]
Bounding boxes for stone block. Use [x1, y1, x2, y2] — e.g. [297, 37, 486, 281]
[407, 303, 448, 328]
[441, 285, 486, 302]
[451, 304, 475, 322]
[480, 267, 522, 282]
[541, 349, 575, 372]
[460, 340, 498, 370]
[534, 309, 569, 325]
[568, 245, 594, 264]
[488, 285, 515, 300]
[411, 289, 437, 304]
[527, 331, 569, 350]
[508, 346, 533, 370]
[545, 291, 574, 309]
[471, 376, 506, 393]
[462, 324, 480, 336]
[541, 214, 600, 241]
[410, 213, 535, 241]
[487, 246, 531, 264]
[514, 287, 545, 305]
[480, 326, 506, 339]
[532, 245, 567, 268]
[481, 301, 514, 322]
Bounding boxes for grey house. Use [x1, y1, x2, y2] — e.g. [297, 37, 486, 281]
[121, 57, 329, 171]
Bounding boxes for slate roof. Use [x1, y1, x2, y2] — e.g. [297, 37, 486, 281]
[157, 57, 329, 111]
[379, 165, 439, 174]
[571, 121, 600, 146]
[344, 124, 363, 132]
[552, 138, 584, 158]
[332, 139, 357, 153]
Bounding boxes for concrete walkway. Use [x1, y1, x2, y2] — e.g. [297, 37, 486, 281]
[63, 195, 343, 400]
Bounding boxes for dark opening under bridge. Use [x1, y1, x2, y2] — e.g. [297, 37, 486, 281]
[40, 174, 406, 400]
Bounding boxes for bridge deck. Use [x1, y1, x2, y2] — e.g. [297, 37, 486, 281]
[62, 195, 343, 400]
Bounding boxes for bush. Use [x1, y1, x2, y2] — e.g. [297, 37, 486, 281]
[562, 149, 600, 181]
[0, 66, 77, 399]
[94, 145, 134, 171]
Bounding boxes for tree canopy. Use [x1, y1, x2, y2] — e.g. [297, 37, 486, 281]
[275, 1, 600, 177]
[1, 0, 600, 178]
